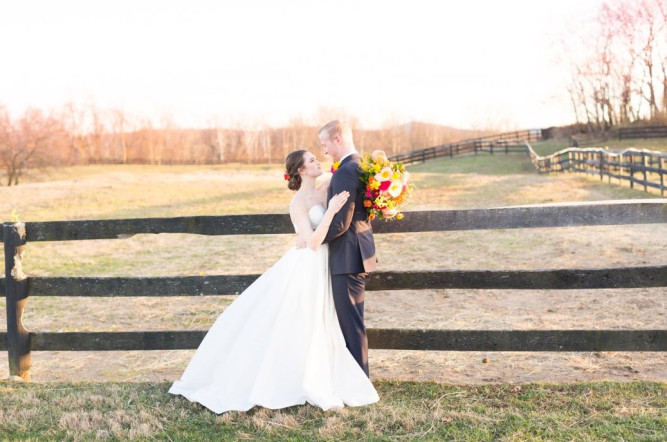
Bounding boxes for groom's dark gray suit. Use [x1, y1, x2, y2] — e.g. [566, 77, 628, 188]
[323, 153, 376, 376]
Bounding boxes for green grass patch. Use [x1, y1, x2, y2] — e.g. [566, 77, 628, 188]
[406, 152, 655, 209]
[530, 138, 667, 155]
[0, 381, 664, 440]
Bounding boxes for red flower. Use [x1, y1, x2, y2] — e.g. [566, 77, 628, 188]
[284, 173, 290, 181]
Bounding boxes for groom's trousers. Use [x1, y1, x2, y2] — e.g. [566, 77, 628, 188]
[331, 272, 371, 377]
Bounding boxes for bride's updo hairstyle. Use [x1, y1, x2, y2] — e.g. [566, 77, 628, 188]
[284, 149, 306, 191]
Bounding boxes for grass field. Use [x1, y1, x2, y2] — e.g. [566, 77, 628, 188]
[1, 148, 666, 440]
[0, 381, 665, 440]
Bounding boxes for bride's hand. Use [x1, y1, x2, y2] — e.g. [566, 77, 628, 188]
[327, 191, 350, 214]
[295, 233, 307, 249]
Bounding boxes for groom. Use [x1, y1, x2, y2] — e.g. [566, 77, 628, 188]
[319, 120, 376, 377]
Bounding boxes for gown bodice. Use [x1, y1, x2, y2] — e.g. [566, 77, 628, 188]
[294, 205, 326, 233]
[308, 205, 326, 230]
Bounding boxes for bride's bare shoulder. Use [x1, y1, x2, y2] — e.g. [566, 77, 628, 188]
[289, 193, 307, 215]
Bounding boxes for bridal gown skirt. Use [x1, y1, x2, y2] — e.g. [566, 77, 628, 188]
[169, 244, 379, 414]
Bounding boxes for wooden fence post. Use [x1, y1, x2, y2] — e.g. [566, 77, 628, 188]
[568, 151, 573, 172]
[4, 223, 31, 381]
[642, 153, 648, 192]
[661, 157, 665, 197]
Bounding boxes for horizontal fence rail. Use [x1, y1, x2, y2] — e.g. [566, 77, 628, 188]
[1, 330, 665, 353]
[1, 265, 665, 298]
[2, 200, 665, 243]
[2, 200, 667, 380]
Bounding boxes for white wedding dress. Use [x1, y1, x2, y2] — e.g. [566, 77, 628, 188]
[169, 205, 379, 414]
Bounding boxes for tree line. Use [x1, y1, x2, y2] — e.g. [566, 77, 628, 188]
[565, 0, 667, 134]
[0, 103, 492, 186]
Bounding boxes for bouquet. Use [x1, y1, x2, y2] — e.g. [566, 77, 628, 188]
[358, 150, 412, 221]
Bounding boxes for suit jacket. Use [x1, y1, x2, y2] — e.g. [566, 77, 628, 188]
[323, 153, 377, 275]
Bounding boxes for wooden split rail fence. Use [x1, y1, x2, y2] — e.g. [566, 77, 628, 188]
[618, 125, 667, 140]
[388, 128, 666, 196]
[389, 129, 542, 165]
[526, 144, 667, 196]
[2, 200, 666, 380]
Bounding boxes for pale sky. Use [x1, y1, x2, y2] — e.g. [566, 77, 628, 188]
[0, 0, 605, 130]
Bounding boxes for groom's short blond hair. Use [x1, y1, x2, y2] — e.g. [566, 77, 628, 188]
[318, 120, 354, 144]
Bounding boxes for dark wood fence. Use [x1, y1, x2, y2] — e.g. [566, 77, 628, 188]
[389, 130, 667, 197]
[618, 125, 667, 140]
[526, 144, 667, 196]
[2, 200, 666, 380]
[389, 130, 542, 165]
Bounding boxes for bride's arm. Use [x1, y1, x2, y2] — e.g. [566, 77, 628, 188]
[290, 191, 349, 251]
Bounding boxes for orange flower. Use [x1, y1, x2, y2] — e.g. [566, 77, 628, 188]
[363, 200, 372, 207]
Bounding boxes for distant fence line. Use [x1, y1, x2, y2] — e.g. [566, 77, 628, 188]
[2, 200, 667, 380]
[388, 129, 542, 165]
[618, 125, 667, 140]
[387, 128, 667, 197]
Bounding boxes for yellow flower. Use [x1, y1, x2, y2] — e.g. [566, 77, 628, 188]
[374, 196, 388, 208]
[396, 213, 404, 220]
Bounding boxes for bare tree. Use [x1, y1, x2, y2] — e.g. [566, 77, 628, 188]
[563, 0, 667, 130]
[0, 108, 62, 186]
[110, 108, 136, 163]
[61, 102, 87, 165]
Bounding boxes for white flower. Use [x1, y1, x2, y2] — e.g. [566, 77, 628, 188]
[387, 180, 403, 198]
[374, 167, 393, 182]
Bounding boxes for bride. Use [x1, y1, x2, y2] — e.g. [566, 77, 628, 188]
[169, 149, 379, 414]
